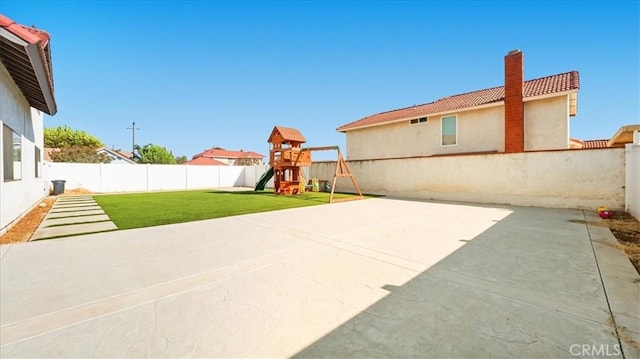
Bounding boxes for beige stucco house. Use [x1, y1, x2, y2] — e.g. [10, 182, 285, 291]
[337, 50, 579, 160]
[0, 14, 57, 233]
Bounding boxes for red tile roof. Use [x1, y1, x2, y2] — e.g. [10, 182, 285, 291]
[0, 15, 51, 45]
[582, 139, 609, 149]
[337, 71, 580, 132]
[185, 157, 228, 166]
[192, 147, 264, 159]
[116, 149, 134, 159]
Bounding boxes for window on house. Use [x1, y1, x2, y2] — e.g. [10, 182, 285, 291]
[35, 147, 41, 178]
[441, 115, 457, 146]
[410, 117, 428, 125]
[3, 125, 22, 181]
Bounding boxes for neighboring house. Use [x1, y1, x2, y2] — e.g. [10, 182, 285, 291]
[337, 50, 580, 160]
[570, 125, 640, 149]
[570, 139, 609, 149]
[44, 147, 136, 164]
[189, 147, 265, 165]
[0, 14, 57, 233]
[96, 147, 137, 164]
[185, 157, 228, 166]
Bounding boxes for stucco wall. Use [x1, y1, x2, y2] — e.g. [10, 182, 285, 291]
[345, 95, 573, 160]
[0, 63, 47, 233]
[525, 95, 569, 150]
[310, 148, 625, 210]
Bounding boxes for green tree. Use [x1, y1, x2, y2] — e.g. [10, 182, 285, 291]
[44, 125, 108, 163]
[49, 146, 111, 163]
[44, 125, 103, 148]
[135, 144, 177, 164]
[175, 155, 188, 164]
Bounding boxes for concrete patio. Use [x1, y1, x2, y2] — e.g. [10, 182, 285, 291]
[1, 198, 638, 358]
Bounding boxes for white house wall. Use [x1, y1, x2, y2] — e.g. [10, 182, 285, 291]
[310, 148, 625, 210]
[524, 96, 570, 150]
[0, 62, 47, 233]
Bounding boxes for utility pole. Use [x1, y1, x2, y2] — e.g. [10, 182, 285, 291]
[127, 121, 140, 159]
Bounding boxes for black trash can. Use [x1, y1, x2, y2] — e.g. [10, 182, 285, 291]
[52, 180, 66, 195]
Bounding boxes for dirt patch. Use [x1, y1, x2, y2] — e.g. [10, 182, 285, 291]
[604, 211, 640, 275]
[1, 188, 96, 245]
[0, 197, 57, 245]
[568, 219, 609, 227]
[55, 188, 95, 196]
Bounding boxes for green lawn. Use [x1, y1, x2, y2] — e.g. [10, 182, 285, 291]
[94, 190, 366, 229]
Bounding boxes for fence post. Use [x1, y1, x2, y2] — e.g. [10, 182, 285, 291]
[185, 164, 189, 190]
[146, 163, 150, 192]
[99, 162, 103, 193]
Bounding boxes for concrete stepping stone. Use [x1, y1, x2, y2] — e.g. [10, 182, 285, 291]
[46, 209, 106, 219]
[55, 198, 94, 203]
[56, 199, 96, 206]
[52, 203, 98, 208]
[50, 206, 102, 213]
[43, 214, 111, 227]
[30, 196, 118, 241]
[31, 222, 117, 241]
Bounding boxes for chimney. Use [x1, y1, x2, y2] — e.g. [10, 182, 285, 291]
[504, 49, 524, 153]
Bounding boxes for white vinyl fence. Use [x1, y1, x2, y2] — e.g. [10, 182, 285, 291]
[45, 163, 273, 193]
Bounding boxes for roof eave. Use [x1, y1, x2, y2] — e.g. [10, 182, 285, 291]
[0, 28, 56, 115]
[607, 124, 640, 147]
[338, 89, 580, 133]
[25, 42, 56, 115]
[337, 101, 505, 133]
[522, 89, 578, 103]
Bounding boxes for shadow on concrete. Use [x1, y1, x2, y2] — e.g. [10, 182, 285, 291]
[293, 206, 623, 358]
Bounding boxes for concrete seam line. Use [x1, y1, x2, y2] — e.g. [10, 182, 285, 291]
[236, 216, 426, 272]
[0, 244, 12, 259]
[582, 210, 626, 359]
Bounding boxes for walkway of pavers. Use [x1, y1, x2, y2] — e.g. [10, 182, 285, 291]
[30, 195, 117, 241]
[1, 198, 638, 358]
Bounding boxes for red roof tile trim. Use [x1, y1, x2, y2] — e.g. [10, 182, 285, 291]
[185, 157, 228, 166]
[337, 71, 580, 132]
[192, 148, 265, 159]
[0, 15, 51, 45]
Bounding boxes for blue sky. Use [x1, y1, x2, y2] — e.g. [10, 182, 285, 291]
[3, 0, 639, 160]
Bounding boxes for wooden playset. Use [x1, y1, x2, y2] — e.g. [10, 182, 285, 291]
[261, 126, 363, 203]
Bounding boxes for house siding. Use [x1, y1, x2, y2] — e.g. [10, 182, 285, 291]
[345, 105, 506, 160]
[0, 61, 47, 233]
[524, 95, 570, 151]
[345, 94, 571, 160]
